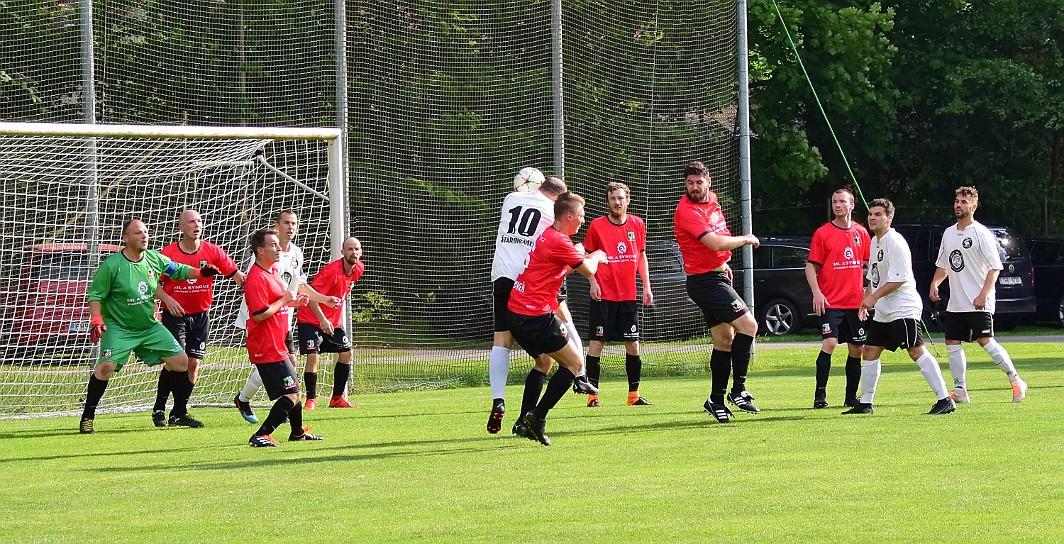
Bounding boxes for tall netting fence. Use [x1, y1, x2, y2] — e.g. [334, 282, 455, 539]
[1, 0, 740, 416]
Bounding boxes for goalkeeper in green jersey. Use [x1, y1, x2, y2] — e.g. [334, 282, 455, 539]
[79, 219, 219, 434]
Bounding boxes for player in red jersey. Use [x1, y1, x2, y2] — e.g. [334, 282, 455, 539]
[243, 228, 320, 447]
[582, 182, 654, 407]
[509, 192, 607, 445]
[804, 188, 871, 409]
[673, 161, 760, 423]
[296, 237, 365, 409]
[152, 210, 243, 428]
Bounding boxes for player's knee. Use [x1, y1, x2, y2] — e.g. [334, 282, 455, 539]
[821, 337, 839, 352]
[94, 361, 117, 379]
[624, 340, 640, 356]
[164, 354, 189, 372]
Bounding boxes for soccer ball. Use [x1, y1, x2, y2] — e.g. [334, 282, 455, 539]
[513, 167, 545, 192]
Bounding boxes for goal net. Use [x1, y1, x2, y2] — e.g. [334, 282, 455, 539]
[0, 123, 343, 417]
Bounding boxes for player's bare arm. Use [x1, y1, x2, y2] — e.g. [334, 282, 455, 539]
[252, 291, 297, 323]
[974, 268, 1000, 310]
[805, 261, 828, 316]
[861, 281, 904, 313]
[699, 231, 760, 252]
[154, 286, 185, 317]
[929, 266, 949, 302]
[299, 282, 341, 308]
[574, 250, 608, 279]
[638, 250, 653, 306]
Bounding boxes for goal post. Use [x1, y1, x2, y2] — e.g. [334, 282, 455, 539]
[0, 122, 346, 418]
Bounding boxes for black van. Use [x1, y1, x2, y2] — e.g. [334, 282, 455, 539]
[894, 224, 1036, 330]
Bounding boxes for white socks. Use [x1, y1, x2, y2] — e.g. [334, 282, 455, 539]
[859, 359, 881, 404]
[983, 339, 1019, 382]
[238, 367, 263, 403]
[915, 352, 949, 399]
[488, 346, 511, 400]
[564, 321, 586, 377]
[947, 343, 967, 393]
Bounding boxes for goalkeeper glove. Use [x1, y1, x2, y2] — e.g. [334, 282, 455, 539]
[89, 315, 106, 344]
[190, 264, 220, 279]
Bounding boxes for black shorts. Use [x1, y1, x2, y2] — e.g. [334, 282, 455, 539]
[492, 278, 516, 333]
[507, 309, 568, 360]
[296, 322, 352, 355]
[256, 359, 301, 400]
[686, 271, 749, 328]
[818, 308, 867, 344]
[162, 311, 210, 359]
[588, 299, 640, 342]
[944, 311, 995, 342]
[865, 318, 924, 351]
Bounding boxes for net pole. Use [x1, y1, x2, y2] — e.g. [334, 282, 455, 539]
[334, 0, 353, 371]
[551, 0, 565, 178]
[736, 0, 755, 308]
[79, 0, 101, 264]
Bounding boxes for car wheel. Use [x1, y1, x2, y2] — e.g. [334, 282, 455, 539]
[759, 298, 801, 335]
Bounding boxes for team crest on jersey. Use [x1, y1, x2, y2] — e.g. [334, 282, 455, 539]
[627, 231, 636, 241]
[869, 263, 880, 288]
[950, 249, 965, 272]
[843, 247, 854, 260]
[962, 237, 973, 249]
[199, 260, 207, 267]
[282, 271, 294, 287]
[853, 233, 862, 246]
[877, 249, 884, 261]
[137, 281, 149, 294]
[711, 210, 721, 222]
[616, 242, 628, 254]
[147, 270, 156, 280]
[102, 348, 112, 358]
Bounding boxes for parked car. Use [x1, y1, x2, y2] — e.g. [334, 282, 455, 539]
[734, 236, 815, 336]
[568, 237, 816, 338]
[894, 224, 1036, 331]
[0, 243, 122, 358]
[1025, 236, 1064, 327]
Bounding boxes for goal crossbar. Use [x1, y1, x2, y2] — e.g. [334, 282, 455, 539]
[0, 122, 342, 141]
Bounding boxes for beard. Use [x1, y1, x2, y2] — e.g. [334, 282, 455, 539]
[954, 208, 970, 220]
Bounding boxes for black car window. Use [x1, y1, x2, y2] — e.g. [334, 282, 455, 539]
[909, 231, 932, 263]
[752, 245, 770, 269]
[1028, 241, 1060, 266]
[993, 230, 1029, 262]
[773, 246, 808, 269]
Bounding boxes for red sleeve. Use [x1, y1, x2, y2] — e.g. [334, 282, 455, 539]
[858, 227, 872, 260]
[351, 261, 365, 283]
[636, 216, 647, 251]
[808, 229, 827, 265]
[674, 205, 708, 240]
[309, 262, 338, 295]
[584, 220, 602, 253]
[208, 242, 240, 277]
[244, 269, 271, 316]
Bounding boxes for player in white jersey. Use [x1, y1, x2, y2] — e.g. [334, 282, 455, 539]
[486, 173, 591, 435]
[930, 186, 1027, 403]
[843, 198, 955, 415]
[232, 210, 341, 423]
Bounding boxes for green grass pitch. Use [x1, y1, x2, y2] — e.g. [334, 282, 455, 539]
[2, 342, 1062, 543]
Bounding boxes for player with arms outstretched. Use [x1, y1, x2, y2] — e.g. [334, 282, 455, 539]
[79, 218, 221, 434]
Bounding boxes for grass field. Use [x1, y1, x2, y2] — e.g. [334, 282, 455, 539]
[2, 342, 1062, 543]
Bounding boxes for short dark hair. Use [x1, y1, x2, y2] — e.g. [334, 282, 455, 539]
[955, 186, 978, 202]
[833, 187, 856, 202]
[605, 182, 630, 199]
[540, 176, 567, 197]
[682, 161, 710, 178]
[868, 198, 895, 217]
[122, 217, 144, 235]
[276, 209, 298, 222]
[554, 191, 585, 218]
[250, 228, 279, 253]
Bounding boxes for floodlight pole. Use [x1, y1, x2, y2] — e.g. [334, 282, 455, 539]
[737, 0, 755, 309]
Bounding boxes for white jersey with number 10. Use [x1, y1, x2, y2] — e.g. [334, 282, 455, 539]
[490, 190, 555, 282]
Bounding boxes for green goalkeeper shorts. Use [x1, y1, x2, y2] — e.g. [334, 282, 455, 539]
[98, 322, 185, 370]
